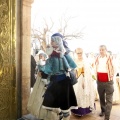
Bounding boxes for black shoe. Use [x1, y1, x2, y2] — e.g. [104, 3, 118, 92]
[59, 112, 63, 120]
[104, 117, 110, 120]
[99, 112, 105, 117]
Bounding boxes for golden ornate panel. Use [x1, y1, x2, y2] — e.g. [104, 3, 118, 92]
[0, 0, 16, 120]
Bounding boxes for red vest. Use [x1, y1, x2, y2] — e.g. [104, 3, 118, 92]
[97, 72, 108, 82]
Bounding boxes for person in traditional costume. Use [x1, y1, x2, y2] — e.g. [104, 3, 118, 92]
[88, 52, 99, 101]
[27, 52, 59, 120]
[71, 48, 96, 116]
[115, 53, 120, 98]
[95, 45, 114, 120]
[30, 55, 37, 88]
[42, 33, 78, 120]
[112, 53, 120, 104]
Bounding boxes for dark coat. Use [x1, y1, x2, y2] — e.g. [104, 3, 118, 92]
[31, 55, 36, 87]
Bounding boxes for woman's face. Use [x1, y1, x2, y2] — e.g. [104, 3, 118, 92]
[75, 48, 83, 59]
[51, 40, 57, 48]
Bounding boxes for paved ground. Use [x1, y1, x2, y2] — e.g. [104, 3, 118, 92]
[20, 101, 120, 120]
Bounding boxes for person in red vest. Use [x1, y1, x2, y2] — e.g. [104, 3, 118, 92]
[95, 45, 114, 120]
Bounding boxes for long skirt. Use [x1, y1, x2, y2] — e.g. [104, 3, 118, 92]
[27, 76, 58, 119]
[42, 75, 78, 112]
[113, 76, 120, 104]
[71, 75, 95, 116]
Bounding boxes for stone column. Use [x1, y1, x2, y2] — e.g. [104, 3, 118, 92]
[21, 0, 34, 115]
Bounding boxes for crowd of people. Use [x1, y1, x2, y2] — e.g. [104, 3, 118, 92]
[28, 33, 120, 120]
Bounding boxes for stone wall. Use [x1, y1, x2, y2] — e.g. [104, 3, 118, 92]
[21, 0, 34, 115]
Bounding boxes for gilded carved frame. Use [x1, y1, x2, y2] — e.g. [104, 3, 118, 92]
[0, 0, 17, 119]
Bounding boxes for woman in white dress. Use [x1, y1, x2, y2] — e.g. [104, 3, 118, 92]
[112, 54, 120, 104]
[107, 51, 120, 104]
[88, 52, 99, 101]
[71, 48, 96, 116]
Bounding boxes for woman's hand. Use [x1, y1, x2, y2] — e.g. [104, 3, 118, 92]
[38, 72, 41, 77]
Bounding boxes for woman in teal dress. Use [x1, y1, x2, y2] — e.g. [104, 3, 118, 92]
[42, 33, 78, 120]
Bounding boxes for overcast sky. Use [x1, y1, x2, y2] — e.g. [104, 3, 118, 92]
[31, 0, 120, 53]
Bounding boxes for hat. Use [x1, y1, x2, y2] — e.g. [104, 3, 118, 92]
[36, 50, 44, 56]
[51, 33, 63, 47]
[37, 50, 48, 59]
[51, 33, 63, 39]
[39, 52, 48, 59]
[51, 33, 69, 48]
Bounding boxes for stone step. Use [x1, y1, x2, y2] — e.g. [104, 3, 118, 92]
[18, 114, 40, 120]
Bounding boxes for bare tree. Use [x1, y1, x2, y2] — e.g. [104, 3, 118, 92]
[31, 18, 54, 51]
[58, 15, 84, 40]
[31, 15, 84, 52]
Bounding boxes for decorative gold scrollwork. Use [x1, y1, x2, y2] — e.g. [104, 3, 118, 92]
[0, 0, 16, 119]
